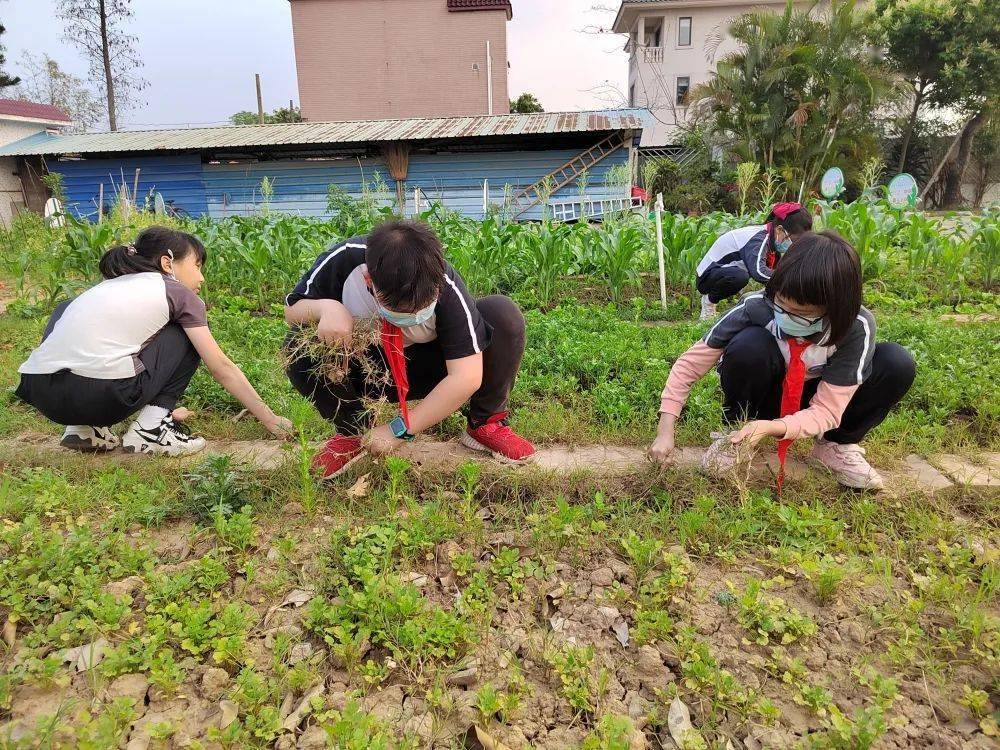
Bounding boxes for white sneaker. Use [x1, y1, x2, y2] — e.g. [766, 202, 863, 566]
[122, 415, 206, 457]
[809, 438, 884, 491]
[60, 425, 120, 452]
[700, 295, 718, 321]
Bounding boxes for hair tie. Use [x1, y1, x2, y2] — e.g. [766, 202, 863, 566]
[126, 244, 137, 256]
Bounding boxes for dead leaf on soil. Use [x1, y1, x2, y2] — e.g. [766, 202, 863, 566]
[2, 617, 15, 648]
[612, 620, 630, 648]
[464, 725, 514, 750]
[60, 638, 109, 672]
[263, 588, 317, 626]
[282, 683, 325, 731]
[347, 473, 370, 498]
[218, 699, 239, 729]
[668, 696, 704, 750]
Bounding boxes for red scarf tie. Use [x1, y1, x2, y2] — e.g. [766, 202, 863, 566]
[765, 222, 778, 270]
[776, 337, 810, 494]
[380, 319, 410, 429]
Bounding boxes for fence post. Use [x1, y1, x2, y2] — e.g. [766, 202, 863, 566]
[655, 193, 667, 310]
[413, 187, 422, 216]
[483, 179, 489, 215]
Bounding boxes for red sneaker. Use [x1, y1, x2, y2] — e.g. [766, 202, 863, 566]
[312, 435, 365, 480]
[460, 413, 536, 462]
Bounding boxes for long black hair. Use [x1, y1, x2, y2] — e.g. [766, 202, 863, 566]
[99, 225, 207, 280]
[765, 230, 862, 345]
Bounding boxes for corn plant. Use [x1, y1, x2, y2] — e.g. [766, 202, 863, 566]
[591, 217, 647, 304]
[816, 200, 898, 279]
[519, 220, 571, 307]
[972, 209, 999, 288]
[736, 161, 761, 216]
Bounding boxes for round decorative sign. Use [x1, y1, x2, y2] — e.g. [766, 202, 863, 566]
[153, 192, 167, 216]
[820, 167, 845, 199]
[887, 173, 918, 208]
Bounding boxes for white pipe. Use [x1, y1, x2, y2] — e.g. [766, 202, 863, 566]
[655, 193, 667, 310]
[486, 41, 494, 115]
[483, 179, 489, 212]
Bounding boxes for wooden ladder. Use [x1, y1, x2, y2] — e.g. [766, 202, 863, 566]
[509, 132, 631, 218]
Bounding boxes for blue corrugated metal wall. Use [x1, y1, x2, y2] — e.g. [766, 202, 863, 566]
[49, 146, 630, 221]
[408, 148, 629, 220]
[201, 157, 392, 219]
[50, 155, 208, 219]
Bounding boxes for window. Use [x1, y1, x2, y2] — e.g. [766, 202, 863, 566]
[676, 76, 690, 106]
[652, 26, 661, 47]
[678, 16, 692, 47]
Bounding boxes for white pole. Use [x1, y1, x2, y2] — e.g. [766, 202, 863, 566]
[655, 193, 667, 310]
[413, 187, 422, 216]
[483, 179, 489, 213]
[486, 41, 494, 115]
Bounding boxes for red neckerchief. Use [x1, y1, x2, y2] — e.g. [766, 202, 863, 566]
[765, 221, 777, 269]
[776, 337, 811, 494]
[380, 319, 410, 429]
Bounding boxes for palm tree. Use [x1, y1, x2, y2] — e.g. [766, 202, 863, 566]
[691, 0, 897, 197]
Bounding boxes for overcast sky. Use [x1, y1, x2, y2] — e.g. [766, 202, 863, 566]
[2, 0, 630, 129]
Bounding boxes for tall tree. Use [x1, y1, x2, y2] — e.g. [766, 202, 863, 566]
[871, 0, 951, 172]
[921, 1, 998, 207]
[56, 0, 147, 131]
[15, 53, 104, 133]
[0, 24, 21, 89]
[510, 93, 544, 113]
[691, 0, 896, 197]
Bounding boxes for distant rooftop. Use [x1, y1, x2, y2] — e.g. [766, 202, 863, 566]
[0, 99, 72, 124]
[0, 109, 648, 158]
[447, 0, 512, 18]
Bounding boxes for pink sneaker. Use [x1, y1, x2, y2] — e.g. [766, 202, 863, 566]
[809, 439, 884, 491]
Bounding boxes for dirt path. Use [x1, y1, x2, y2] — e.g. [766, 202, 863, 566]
[4, 431, 997, 495]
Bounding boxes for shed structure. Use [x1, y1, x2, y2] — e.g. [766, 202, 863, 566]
[0, 110, 646, 221]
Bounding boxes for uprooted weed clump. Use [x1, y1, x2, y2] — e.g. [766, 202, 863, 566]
[0, 452, 996, 748]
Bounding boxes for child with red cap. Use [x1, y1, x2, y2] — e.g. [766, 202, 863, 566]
[696, 202, 813, 320]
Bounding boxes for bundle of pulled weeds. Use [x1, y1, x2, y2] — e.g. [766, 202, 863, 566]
[283, 317, 391, 388]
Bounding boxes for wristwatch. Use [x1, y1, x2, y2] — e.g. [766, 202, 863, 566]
[388, 415, 415, 442]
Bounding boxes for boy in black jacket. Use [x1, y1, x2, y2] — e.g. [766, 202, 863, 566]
[285, 220, 534, 478]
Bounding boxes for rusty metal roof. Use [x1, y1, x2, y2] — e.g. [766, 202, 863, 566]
[0, 110, 647, 157]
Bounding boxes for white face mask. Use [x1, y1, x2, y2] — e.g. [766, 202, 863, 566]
[376, 299, 436, 327]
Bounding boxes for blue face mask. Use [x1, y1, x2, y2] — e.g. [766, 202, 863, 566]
[376, 300, 436, 328]
[775, 237, 793, 253]
[775, 310, 825, 339]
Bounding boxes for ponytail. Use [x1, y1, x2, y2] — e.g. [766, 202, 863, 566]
[99, 225, 207, 280]
[768, 202, 813, 236]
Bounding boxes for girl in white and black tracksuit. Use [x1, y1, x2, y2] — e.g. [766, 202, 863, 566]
[16, 226, 291, 455]
[696, 202, 813, 319]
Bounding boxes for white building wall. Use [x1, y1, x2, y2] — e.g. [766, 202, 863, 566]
[0, 120, 50, 226]
[624, 2, 789, 146]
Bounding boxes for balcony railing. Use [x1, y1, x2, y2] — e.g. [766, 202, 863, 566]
[642, 46, 664, 63]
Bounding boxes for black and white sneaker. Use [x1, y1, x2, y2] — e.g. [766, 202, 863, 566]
[60, 425, 120, 452]
[122, 416, 207, 456]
